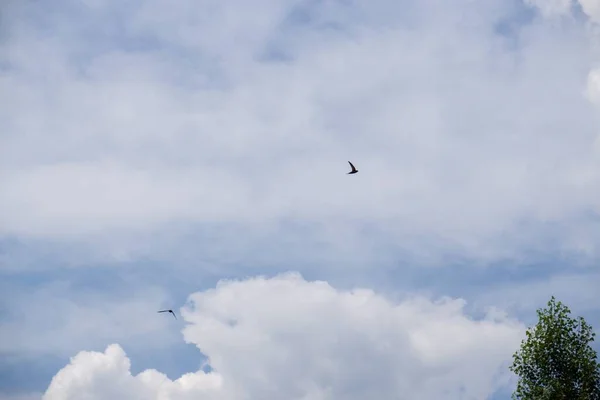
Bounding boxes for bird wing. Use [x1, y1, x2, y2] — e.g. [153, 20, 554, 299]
[170, 311, 177, 319]
[348, 161, 356, 171]
[157, 310, 169, 313]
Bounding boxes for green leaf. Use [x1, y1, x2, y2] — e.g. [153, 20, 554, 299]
[510, 297, 600, 400]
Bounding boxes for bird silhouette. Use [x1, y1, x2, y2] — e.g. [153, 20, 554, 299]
[157, 309, 177, 319]
[347, 161, 358, 174]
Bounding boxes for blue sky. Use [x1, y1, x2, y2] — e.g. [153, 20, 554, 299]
[2, 0, 600, 399]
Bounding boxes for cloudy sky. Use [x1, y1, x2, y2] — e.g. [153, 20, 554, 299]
[2, 0, 600, 399]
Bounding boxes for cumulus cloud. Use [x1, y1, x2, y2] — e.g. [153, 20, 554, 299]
[44, 344, 223, 400]
[43, 274, 524, 400]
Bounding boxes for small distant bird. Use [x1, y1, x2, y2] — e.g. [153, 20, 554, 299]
[158, 309, 177, 319]
[347, 161, 358, 174]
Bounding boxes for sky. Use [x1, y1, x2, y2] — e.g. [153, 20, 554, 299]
[1, 0, 600, 399]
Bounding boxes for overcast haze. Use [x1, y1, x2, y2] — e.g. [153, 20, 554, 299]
[1, 0, 600, 399]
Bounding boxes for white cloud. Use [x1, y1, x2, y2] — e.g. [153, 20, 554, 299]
[44, 344, 223, 400]
[586, 67, 600, 105]
[1, 0, 600, 267]
[524, 0, 573, 17]
[3, 1, 600, 396]
[43, 273, 524, 400]
[579, 0, 600, 22]
[528, 0, 600, 23]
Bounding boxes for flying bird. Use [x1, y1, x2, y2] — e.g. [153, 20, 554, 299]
[347, 161, 358, 174]
[158, 309, 177, 319]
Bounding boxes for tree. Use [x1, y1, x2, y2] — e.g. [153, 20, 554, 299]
[510, 296, 600, 400]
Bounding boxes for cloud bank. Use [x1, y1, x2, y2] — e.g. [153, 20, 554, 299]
[2, 0, 600, 268]
[44, 274, 524, 400]
[2, 0, 600, 398]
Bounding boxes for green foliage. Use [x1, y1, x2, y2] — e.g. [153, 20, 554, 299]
[510, 296, 600, 400]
